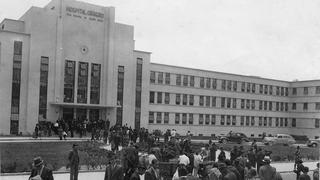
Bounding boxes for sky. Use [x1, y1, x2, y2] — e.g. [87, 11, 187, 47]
[1, 0, 320, 81]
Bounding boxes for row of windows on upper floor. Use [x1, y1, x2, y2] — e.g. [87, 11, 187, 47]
[148, 111, 320, 128]
[149, 92, 320, 111]
[150, 71, 320, 96]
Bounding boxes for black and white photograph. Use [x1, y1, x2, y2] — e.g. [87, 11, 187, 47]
[0, 0, 319, 179]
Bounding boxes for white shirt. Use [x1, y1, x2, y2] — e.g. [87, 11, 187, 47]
[178, 154, 190, 166]
[193, 154, 203, 167]
[148, 154, 157, 165]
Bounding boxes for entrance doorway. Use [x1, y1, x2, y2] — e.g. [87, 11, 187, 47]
[63, 108, 74, 122]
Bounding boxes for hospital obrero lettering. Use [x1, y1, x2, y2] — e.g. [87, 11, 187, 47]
[0, 0, 319, 138]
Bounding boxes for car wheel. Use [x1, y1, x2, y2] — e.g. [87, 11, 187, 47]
[312, 143, 318, 148]
[222, 139, 227, 144]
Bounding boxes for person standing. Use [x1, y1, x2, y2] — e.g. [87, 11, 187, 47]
[256, 148, 265, 173]
[68, 144, 80, 180]
[299, 167, 311, 180]
[259, 156, 276, 180]
[209, 143, 217, 162]
[313, 162, 319, 180]
[29, 157, 54, 180]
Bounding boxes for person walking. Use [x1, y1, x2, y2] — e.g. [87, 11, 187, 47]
[29, 157, 54, 180]
[68, 144, 80, 180]
[259, 156, 276, 180]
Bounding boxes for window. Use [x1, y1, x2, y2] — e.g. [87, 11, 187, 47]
[156, 112, 162, 124]
[189, 114, 193, 124]
[135, 59, 143, 128]
[190, 76, 195, 87]
[259, 84, 263, 94]
[183, 75, 188, 86]
[233, 81, 237, 91]
[175, 113, 180, 124]
[269, 85, 273, 95]
[211, 115, 216, 125]
[292, 118, 296, 127]
[276, 86, 280, 96]
[39, 57, 49, 119]
[251, 116, 255, 126]
[247, 83, 251, 93]
[240, 116, 244, 126]
[189, 95, 194, 106]
[150, 71, 156, 83]
[221, 97, 225, 108]
[227, 98, 231, 108]
[176, 74, 181, 86]
[182, 113, 187, 124]
[176, 94, 181, 105]
[259, 117, 262, 126]
[315, 119, 319, 128]
[199, 114, 204, 125]
[165, 73, 170, 84]
[251, 100, 255, 109]
[221, 80, 226, 90]
[226, 115, 231, 125]
[269, 101, 273, 111]
[232, 116, 236, 126]
[280, 118, 283, 127]
[292, 103, 296, 110]
[241, 82, 245, 92]
[303, 103, 308, 110]
[227, 80, 232, 91]
[304, 87, 308, 95]
[212, 97, 216, 107]
[205, 114, 210, 125]
[64, 60, 75, 103]
[232, 98, 237, 108]
[264, 85, 268, 94]
[183, 94, 188, 105]
[149, 112, 154, 123]
[264, 117, 267, 126]
[212, 79, 217, 89]
[246, 116, 250, 126]
[164, 112, 169, 124]
[259, 101, 263, 110]
[276, 118, 279, 126]
[268, 117, 272, 126]
[292, 88, 297, 95]
[264, 101, 268, 110]
[284, 118, 288, 127]
[252, 83, 256, 93]
[165, 93, 170, 104]
[158, 72, 163, 84]
[241, 99, 245, 109]
[220, 115, 225, 125]
[149, 91, 155, 103]
[206, 96, 210, 107]
[316, 86, 320, 94]
[316, 103, 320, 110]
[285, 103, 288, 111]
[206, 78, 211, 88]
[157, 92, 162, 104]
[280, 102, 284, 111]
[199, 96, 204, 106]
[285, 88, 288, 96]
[281, 87, 284, 96]
[200, 77, 205, 88]
[77, 62, 88, 103]
[276, 102, 279, 111]
[90, 63, 101, 104]
[246, 99, 250, 109]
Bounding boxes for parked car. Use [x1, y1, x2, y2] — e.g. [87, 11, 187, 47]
[307, 138, 320, 147]
[218, 132, 250, 144]
[263, 134, 296, 145]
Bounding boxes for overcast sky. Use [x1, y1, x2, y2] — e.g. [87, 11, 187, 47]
[1, 0, 320, 81]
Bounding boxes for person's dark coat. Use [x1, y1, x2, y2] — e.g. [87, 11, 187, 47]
[145, 167, 159, 180]
[29, 166, 54, 180]
[259, 164, 276, 180]
[104, 163, 124, 180]
[227, 165, 241, 180]
[298, 174, 311, 180]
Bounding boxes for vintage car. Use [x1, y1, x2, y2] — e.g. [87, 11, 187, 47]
[307, 138, 320, 147]
[218, 132, 250, 144]
[263, 134, 296, 145]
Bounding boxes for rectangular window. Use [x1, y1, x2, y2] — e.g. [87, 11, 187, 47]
[281, 87, 284, 96]
[292, 88, 297, 95]
[247, 83, 251, 93]
[303, 103, 308, 110]
[189, 95, 194, 106]
[176, 94, 181, 105]
[199, 114, 204, 125]
[280, 118, 283, 127]
[264, 85, 268, 94]
[64, 60, 75, 103]
[259, 101, 263, 110]
[276, 102, 279, 111]
[246, 99, 250, 109]
[165, 73, 170, 84]
[182, 113, 187, 124]
[206, 78, 211, 88]
[221, 97, 225, 108]
[227, 80, 232, 91]
[175, 113, 180, 124]
[292, 118, 296, 127]
[259, 117, 262, 126]
[251, 116, 255, 126]
[205, 114, 210, 125]
[240, 116, 244, 126]
[77, 62, 88, 103]
[117, 66, 124, 124]
[241, 99, 245, 109]
[212, 96, 216, 107]
[251, 100, 255, 109]
[285, 88, 289, 96]
[264, 101, 268, 110]
[232, 116, 236, 126]
[149, 92, 155, 103]
[206, 96, 211, 107]
[164, 112, 169, 124]
[39, 57, 49, 120]
[259, 84, 263, 94]
[189, 114, 193, 124]
[304, 87, 308, 95]
[269, 117, 272, 126]
[232, 98, 237, 108]
[246, 116, 250, 126]
[285, 103, 288, 111]
[199, 96, 204, 106]
[316, 86, 320, 94]
[183, 75, 188, 86]
[241, 82, 245, 92]
[90, 63, 101, 104]
[158, 72, 163, 84]
[150, 71, 156, 83]
[183, 94, 188, 105]
[276, 86, 280, 95]
[292, 103, 296, 110]
[190, 76, 195, 87]
[315, 119, 320, 128]
[221, 80, 226, 90]
[157, 92, 162, 104]
[165, 92, 170, 104]
[212, 79, 217, 89]
[233, 81, 237, 91]
[220, 115, 225, 125]
[156, 112, 162, 124]
[280, 102, 284, 111]
[211, 115, 216, 125]
[149, 112, 154, 123]
[200, 77, 205, 88]
[276, 118, 279, 126]
[284, 118, 288, 127]
[176, 74, 181, 86]
[316, 103, 320, 110]
[269, 85, 273, 95]
[227, 98, 231, 108]
[269, 101, 273, 111]
[264, 117, 267, 126]
[252, 83, 256, 93]
[226, 115, 231, 125]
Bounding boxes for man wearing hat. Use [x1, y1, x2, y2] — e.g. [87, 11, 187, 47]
[68, 144, 80, 180]
[29, 157, 54, 180]
[259, 156, 276, 180]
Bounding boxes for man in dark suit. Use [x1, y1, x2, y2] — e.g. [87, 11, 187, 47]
[29, 157, 54, 180]
[259, 156, 276, 180]
[68, 144, 80, 180]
